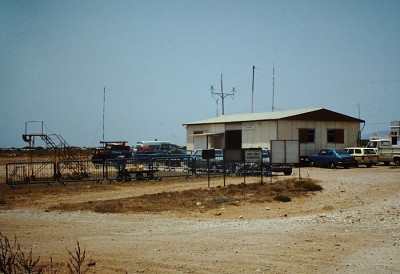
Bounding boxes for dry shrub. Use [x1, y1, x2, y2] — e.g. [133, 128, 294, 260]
[67, 240, 87, 274]
[0, 232, 41, 274]
[0, 233, 94, 274]
[274, 194, 291, 202]
[294, 180, 323, 191]
[94, 202, 124, 213]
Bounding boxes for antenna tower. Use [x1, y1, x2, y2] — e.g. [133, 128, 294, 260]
[251, 65, 255, 113]
[211, 73, 236, 116]
[102, 87, 105, 143]
[272, 67, 275, 112]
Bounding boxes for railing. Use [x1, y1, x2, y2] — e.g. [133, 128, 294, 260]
[150, 155, 194, 179]
[58, 159, 104, 184]
[6, 161, 56, 186]
[4, 155, 278, 187]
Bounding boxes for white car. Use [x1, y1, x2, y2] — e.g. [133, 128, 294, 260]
[345, 147, 378, 167]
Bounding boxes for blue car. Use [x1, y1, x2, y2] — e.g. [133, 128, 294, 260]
[308, 148, 357, 169]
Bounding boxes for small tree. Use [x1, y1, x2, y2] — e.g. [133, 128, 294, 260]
[0, 232, 18, 274]
[0, 232, 41, 274]
[67, 240, 88, 274]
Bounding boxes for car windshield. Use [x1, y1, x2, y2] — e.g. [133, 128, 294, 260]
[364, 149, 376, 154]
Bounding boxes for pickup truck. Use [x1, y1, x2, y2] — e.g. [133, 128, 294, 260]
[366, 138, 400, 166]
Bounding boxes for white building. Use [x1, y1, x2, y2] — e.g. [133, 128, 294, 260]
[184, 108, 364, 159]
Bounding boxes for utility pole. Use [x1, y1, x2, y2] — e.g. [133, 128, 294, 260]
[251, 65, 255, 113]
[211, 73, 236, 116]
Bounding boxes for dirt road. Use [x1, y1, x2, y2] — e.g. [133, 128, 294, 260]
[1, 166, 399, 273]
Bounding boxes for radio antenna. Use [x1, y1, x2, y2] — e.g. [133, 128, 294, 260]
[272, 67, 275, 112]
[211, 73, 236, 115]
[251, 65, 255, 113]
[102, 87, 105, 143]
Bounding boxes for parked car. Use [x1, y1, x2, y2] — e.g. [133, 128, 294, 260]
[345, 147, 378, 167]
[134, 141, 186, 155]
[308, 148, 357, 169]
[346, 147, 379, 167]
[91, 141, 132, 165]
[190, 149, 224, 170]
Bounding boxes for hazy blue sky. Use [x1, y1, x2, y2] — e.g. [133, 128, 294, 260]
[1, 0, 399, 148]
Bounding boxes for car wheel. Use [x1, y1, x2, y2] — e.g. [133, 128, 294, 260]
[329, 162, 336, 169]
[366, 163, 372, 168]
[309, 161, 315, 167]
[394, 158, 400, 166]
[283, 170, 292, 176]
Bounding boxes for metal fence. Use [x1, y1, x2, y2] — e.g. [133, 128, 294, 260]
[190, 158, 236, 177]
[6, 161, 56, 186]
[105, 155, 194, 181]
[58, 159, 105, 184]
[151, 155, 193, 179]
[4, 155, 277, 187]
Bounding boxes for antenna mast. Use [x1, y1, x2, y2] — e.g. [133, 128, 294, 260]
[211, 73, 236, 115]
[251, 65, 255, 113]
[102, 87, 105, 142]
[272, 67, 275, 112]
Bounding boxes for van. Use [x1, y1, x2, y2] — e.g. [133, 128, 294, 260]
[345, 147, 378, 167]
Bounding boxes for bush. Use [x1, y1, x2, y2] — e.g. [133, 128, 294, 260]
[274, 195, 291, 202]
[0, 232, 41, 274]
[0, 232, 94, 274]
[294, 180, 323, 191]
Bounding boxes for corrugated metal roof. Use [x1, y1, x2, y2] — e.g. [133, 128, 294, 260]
[184, 108, 364, 125]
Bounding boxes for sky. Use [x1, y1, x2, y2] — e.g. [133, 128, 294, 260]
[1, 0, 399, 148]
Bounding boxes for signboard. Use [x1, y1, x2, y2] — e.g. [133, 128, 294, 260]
[271, 140, 299, 164]
[244, 149, 262, 162]
[242, 125, 254, 130]
[223, 149, 242, 162]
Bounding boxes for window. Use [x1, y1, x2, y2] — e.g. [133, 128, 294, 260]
[327, 129, 344, 143]
[299, 129, 315, 143]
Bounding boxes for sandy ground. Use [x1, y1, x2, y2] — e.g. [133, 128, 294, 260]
[0, 163, 399, 273]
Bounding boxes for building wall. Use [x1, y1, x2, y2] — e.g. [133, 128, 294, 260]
[186, 119, 360, 156]
[242, 121, 278, 149]
[186, 124, 226, 151]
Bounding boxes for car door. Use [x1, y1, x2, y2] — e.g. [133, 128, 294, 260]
[320, 149, 332, 166]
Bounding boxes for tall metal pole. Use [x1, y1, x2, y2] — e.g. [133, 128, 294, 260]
[272, 67, 275, 112]
[211, 74, 236, 116]
[251, 65, 255, 113]
[102, 87, 105, 143]
[221, 74, 225, 115]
